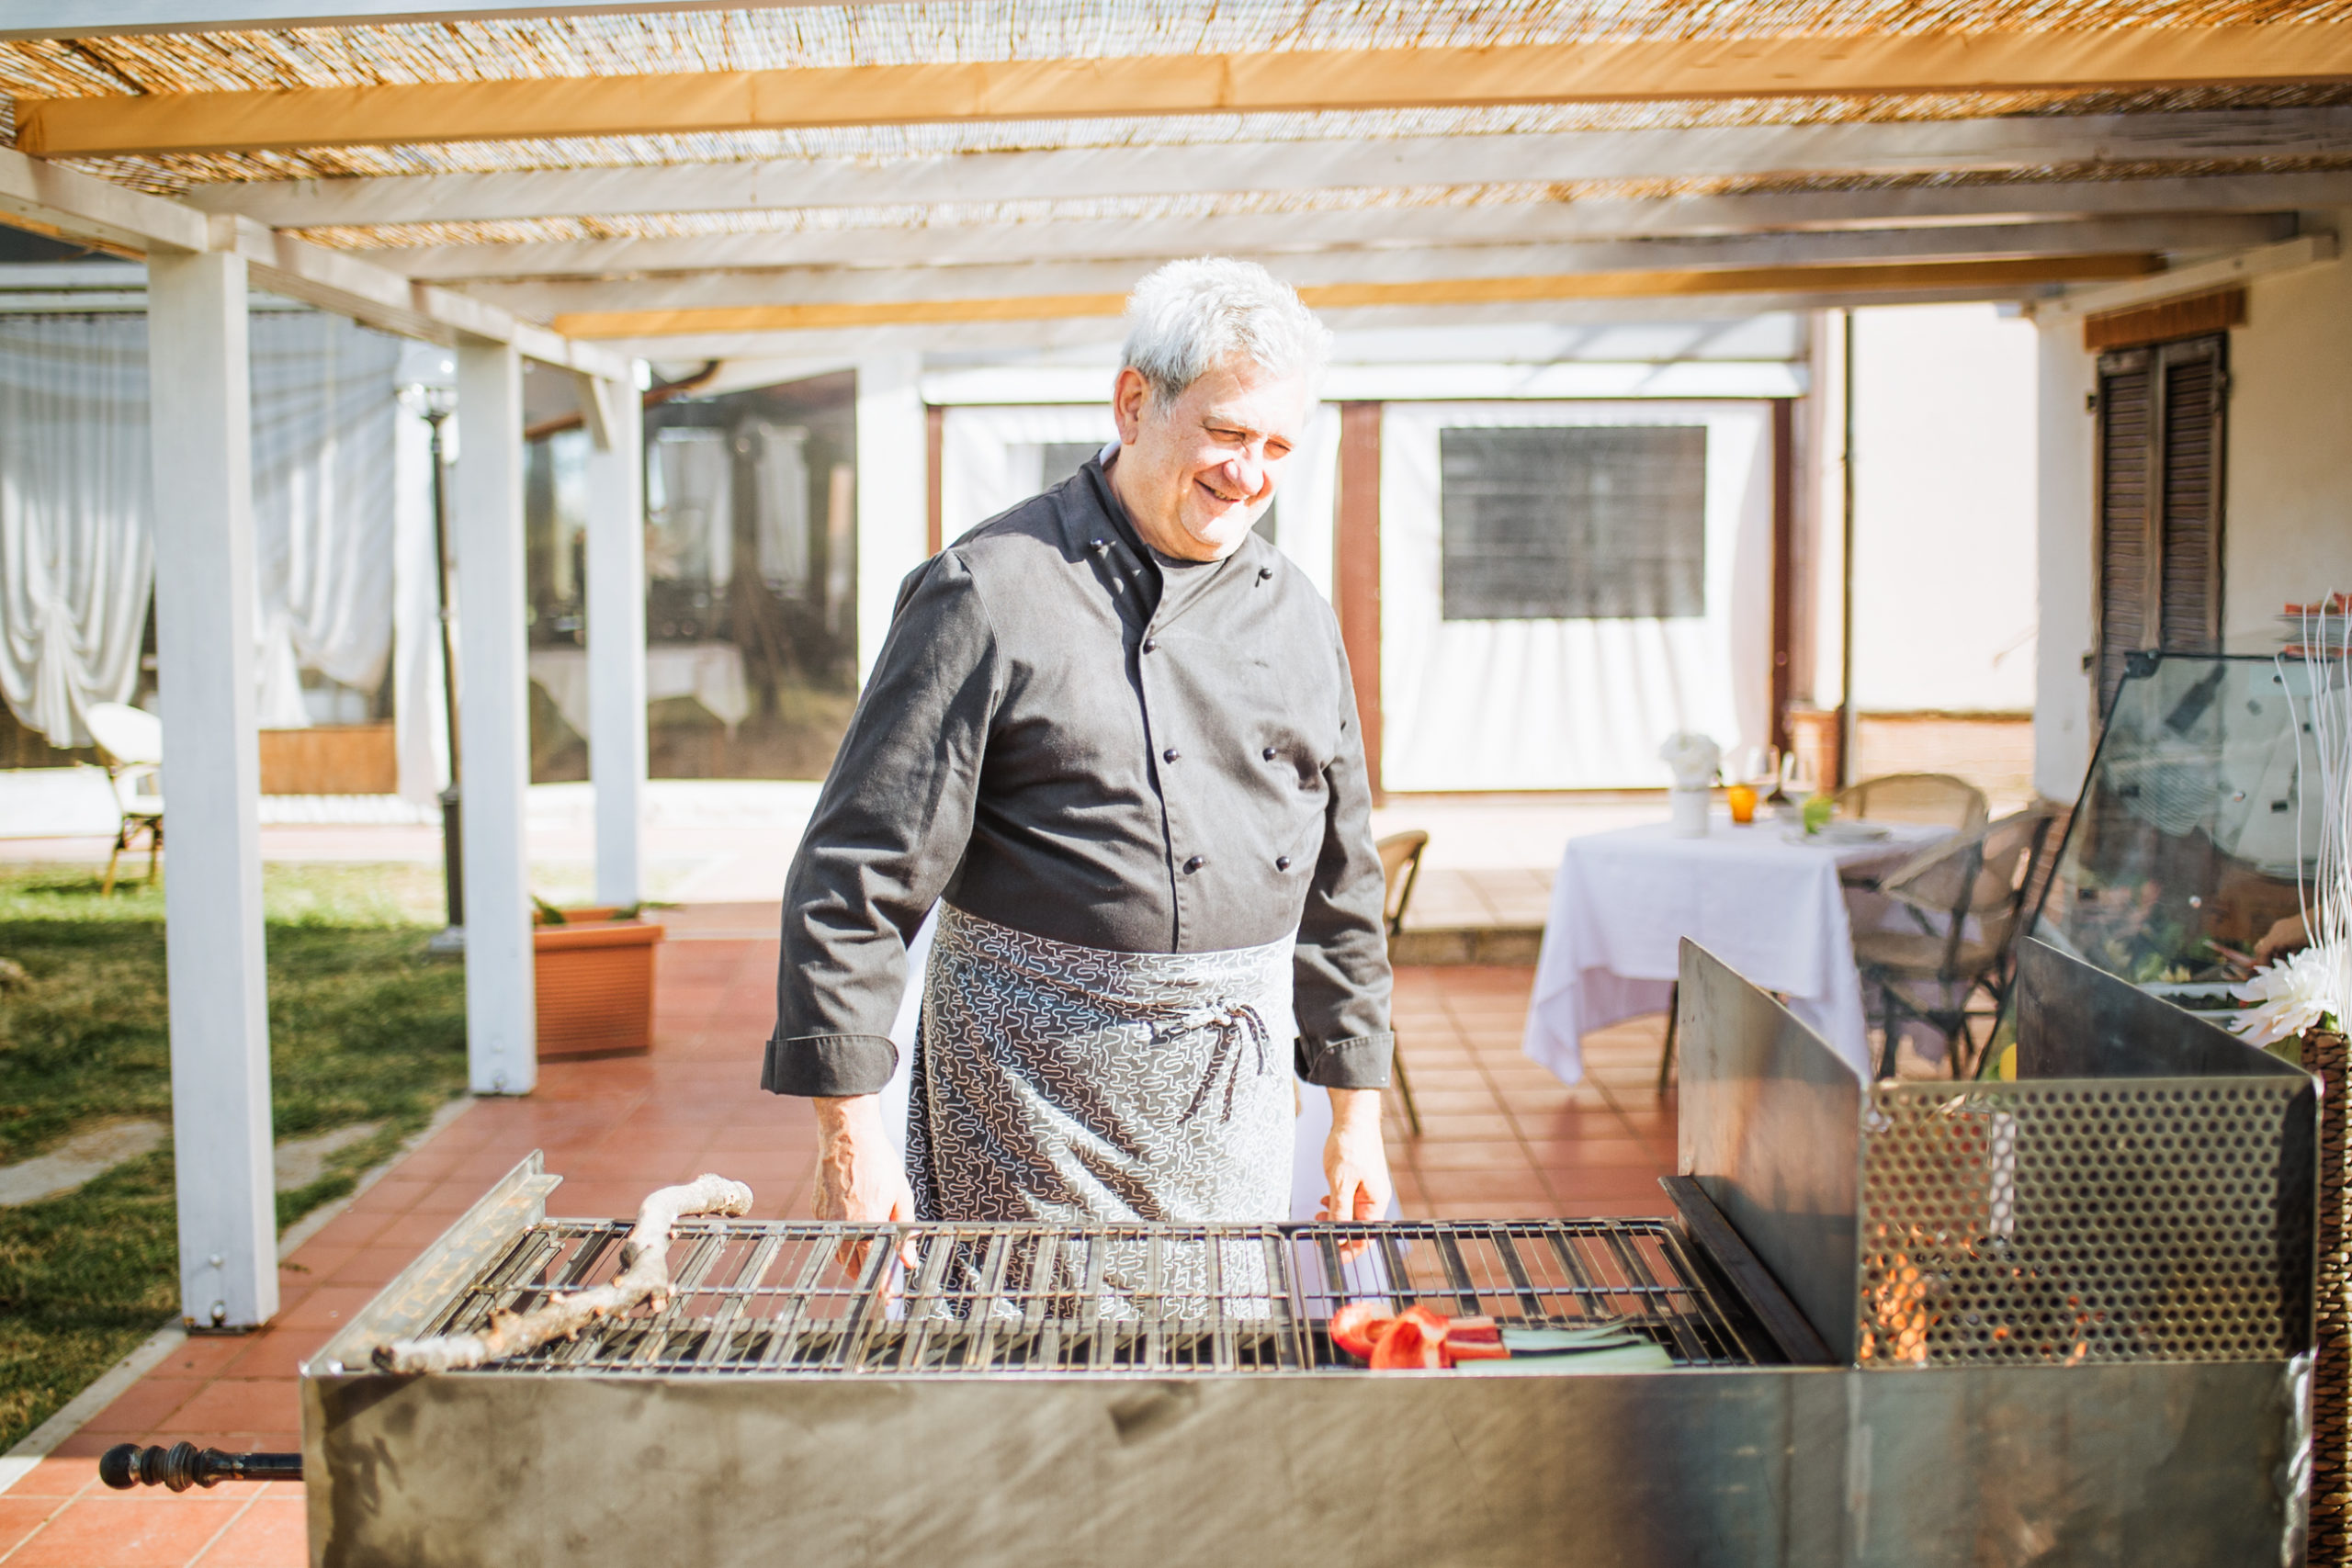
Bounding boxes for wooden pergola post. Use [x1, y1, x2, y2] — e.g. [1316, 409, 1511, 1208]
[147, 246, 278, 1331]
[854, 351, 928, 682]
[454, 336, 536, 1094]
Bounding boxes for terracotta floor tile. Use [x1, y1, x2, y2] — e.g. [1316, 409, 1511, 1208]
[189, 1496, 306, 1567]
[1542, 1167, 1676, 1203]
[5, 1459, 98, 1501]
[1549, 1197, 1676, 1219]
[365, 1212, 469, 1251]
[1419, 1199, 1565, 1219]
[163, 1378, 300, 1437]
[6, 1495, 244, 1567]
[1406, 1111, 1519, 1141]
[77, 1377, 202, 1436]
[273, 1284, 380, 1334]
[0, 1496, 63, 1554]
[212, 1327, 327, 1383]
[1521, 1137, 1668, 1168]
[1408, 1141, 1532, 1172]
[296, 1207, 394, 1252]
[1417, 1170, 1556, 1203]
[321, 1246, 426, 1289]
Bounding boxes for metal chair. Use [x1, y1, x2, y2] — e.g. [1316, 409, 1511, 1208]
[1375, 829, 1429, 1136]
[84, 702, 164, 896]
[1855, 806, 2059, 1079]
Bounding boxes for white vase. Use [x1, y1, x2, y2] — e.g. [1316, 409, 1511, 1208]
[1669, 785, 1712, 839]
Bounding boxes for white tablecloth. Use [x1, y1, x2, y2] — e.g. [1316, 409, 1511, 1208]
[1523, 812, 1949, 1081]
[527, 642, 752, 739]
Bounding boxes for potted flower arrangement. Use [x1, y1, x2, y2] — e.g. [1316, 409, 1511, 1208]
[531, 896, 666, 1061]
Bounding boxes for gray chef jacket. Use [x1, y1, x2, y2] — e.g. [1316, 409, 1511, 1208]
[763, 453, 1394, 1100]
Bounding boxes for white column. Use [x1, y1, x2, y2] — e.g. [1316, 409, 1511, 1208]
[2031, 310, 2100, 802]
[147, 249, 277, 1331]
[579, 370, 647, 908]
[854, 351, 930, 682]
[456, 338, 535, 1094]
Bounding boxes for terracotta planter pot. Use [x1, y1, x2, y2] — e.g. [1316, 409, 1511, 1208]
[533, 919, 665, 1061]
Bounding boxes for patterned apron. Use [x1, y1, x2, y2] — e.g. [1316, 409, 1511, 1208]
[906, 904, 1293, 1315]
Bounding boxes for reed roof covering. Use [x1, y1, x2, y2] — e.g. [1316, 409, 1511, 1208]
[6, 2, 2351, 327]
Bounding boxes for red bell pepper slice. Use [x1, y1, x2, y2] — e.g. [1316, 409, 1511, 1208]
[1329, 1301, 1395, 1360]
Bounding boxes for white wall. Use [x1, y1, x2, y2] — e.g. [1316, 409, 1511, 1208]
[2030, 221, 2352, 801]
[2030, 316, 2099, 801]
[2222, 222, 2352, 637]
[1848, 303, 2041, 716]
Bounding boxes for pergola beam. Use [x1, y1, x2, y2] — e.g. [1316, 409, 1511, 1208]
[391, 206, 2295, 284]
[469, 222, 2250, 322]
[0, 0, 849, 40]
[184, 107, 2352, 229]
[23, 26, 2352, 158]
[546, 254, 2156, 338]
[0, 144, 631, 376]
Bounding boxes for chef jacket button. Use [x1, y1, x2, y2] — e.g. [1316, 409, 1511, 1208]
[1162, 747, 1181, 763]
[1261, 746, 1277, 761]
[1276, 856, 1293, 871]
[1142, 638, 1158, 653]
[1088, 538, 1108, 554]
[1183, 855, 1204, 874]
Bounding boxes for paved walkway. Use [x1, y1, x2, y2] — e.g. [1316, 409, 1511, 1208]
[0, 912, 1672, 1566]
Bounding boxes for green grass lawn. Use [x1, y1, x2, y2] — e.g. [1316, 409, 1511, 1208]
[0, 862, 467, 1451]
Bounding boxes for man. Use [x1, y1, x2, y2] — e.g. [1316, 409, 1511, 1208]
[763, 257, 1393, 1247]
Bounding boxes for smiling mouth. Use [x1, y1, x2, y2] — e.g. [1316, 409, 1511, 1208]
[1195, 478, 1247, 507]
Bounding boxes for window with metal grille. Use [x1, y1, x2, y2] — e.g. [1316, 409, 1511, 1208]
[1440, 425, 1707, 621]
[2094, 334, 2227, 718]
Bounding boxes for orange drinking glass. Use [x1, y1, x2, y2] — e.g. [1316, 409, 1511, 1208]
[1725, 784, 1758, 825]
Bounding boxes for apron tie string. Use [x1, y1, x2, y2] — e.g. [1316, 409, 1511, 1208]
[1180, 1003, 1273, 1125]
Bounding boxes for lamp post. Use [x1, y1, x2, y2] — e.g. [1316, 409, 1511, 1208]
[403, 385, 465, 952]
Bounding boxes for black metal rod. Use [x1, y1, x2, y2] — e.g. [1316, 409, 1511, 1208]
[425, 405, 464, 937]
[99, 1441, 301, 1492]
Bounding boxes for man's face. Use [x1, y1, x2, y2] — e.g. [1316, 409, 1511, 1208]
[1108, 357, 1308, 563]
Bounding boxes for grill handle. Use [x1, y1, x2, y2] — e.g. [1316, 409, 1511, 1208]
[99, 1441, 302, 1492]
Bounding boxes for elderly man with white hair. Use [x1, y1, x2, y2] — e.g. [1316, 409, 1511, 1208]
[764, 257, 1393, 1247]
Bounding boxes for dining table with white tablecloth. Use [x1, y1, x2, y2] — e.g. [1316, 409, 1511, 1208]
[1522, 810, 1952, 1083]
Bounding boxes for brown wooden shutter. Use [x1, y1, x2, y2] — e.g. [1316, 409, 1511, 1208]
[2095, 348, 2155, 718]
[2156, 338, 2225, 655]
[2093, 332, 2227, 722]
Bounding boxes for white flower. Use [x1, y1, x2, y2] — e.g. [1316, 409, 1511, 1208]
[1657, 731, 1721, 790]
[2231, 942, 2347, 1047]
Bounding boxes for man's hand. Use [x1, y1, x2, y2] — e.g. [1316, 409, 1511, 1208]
[812, 1094, 918, 1275]
[1318, 1087, 1393, 1258]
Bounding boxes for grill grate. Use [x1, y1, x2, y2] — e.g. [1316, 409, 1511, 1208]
[413, 1218, 1762, 1375]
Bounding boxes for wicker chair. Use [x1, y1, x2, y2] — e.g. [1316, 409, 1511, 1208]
[1854, 806, 2059, 1079]
[85, 702, 164, 897]
[1375, 829, 1430, 1136]
[1836, 773, 1989, 891]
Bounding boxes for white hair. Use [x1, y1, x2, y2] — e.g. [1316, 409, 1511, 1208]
[1119, 256, 1331, 405]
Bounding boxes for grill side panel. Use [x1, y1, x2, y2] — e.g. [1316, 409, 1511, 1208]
[302, 1360, 2301, 1568]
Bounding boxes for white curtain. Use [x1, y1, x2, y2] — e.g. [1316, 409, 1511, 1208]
[939, 402, 1339, 596]
[1379, 400, 1774, 793]
[0, 309, 405, 751]
[0, 314, 154, 749]
[249, 312, 402, 729]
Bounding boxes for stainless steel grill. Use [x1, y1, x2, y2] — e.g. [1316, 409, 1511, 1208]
[414, 1216, 1763, 1376]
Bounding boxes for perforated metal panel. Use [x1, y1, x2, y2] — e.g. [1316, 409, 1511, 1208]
[1857, 1077, 2312, 1368]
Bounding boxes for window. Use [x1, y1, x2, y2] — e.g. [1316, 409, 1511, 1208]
[1439, 425, 1707, 621]
[2094, 333, 2227, 719]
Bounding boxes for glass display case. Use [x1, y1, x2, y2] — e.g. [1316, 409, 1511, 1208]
[2027, 650, 2332, 1027]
